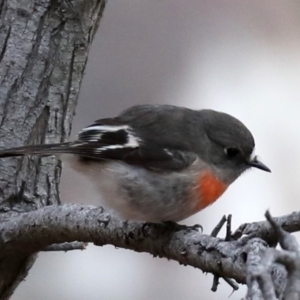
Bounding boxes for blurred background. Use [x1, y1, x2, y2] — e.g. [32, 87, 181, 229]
[12, 1, 300, 299]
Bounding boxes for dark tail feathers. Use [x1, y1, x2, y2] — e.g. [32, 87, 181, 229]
[0, 142, 73, 158]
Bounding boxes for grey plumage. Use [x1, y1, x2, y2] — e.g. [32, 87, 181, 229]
[0, 104, 270, 221]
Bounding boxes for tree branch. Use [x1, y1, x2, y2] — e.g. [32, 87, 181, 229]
[233, 211, 300, 243]
[3, 204, 300, 298]
[1, 204, 254, 284]
[245, 211, 300, 300]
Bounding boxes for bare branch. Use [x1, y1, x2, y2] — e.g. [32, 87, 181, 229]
[233, 211, 300, 243]
[210, 215, 239, 292]
[247, 247, 278, 300]
[266, 211, 300, 299]
[2, 204, 300, 299]
[245, 211, 300, 299]
[210, 215, 226, 237]
[265, 210, 299, 252]
[0, 204, 259, 284]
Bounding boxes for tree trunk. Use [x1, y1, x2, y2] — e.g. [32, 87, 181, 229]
[0, 0, 106, 298]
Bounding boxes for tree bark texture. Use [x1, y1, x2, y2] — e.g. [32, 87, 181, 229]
[1, 1, 298, 300]
[0, 0, 106, 298]
[1, 203, 299, 300]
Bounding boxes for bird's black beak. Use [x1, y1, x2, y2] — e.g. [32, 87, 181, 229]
[250, 156, 271, 172]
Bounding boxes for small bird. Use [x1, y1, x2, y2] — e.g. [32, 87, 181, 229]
[0, 105, 270, 222]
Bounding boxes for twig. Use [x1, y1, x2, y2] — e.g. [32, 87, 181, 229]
[233, 210, 300, 243]
[246, 211, 300, 299]
[210, 215, 226, 237]
[223, 277, 239, 291]
[225, 214, 232, 241]
[210, 215, 239, 292]
[265, 210, 299, 252]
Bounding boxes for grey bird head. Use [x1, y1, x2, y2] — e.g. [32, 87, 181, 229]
[119, 104, 270, 180]
[198, 109, 270, 180]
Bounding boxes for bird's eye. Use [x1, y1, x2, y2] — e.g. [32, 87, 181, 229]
[225, 147, 240, 158]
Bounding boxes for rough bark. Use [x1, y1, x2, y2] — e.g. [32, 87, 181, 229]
[0, 204, 260, 283]
[0, 204, 300, 300]
[0, 1, 299, 299]
[0, 0, 106, 298]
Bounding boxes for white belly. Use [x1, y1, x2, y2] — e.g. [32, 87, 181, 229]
[64, 155, 200, 222]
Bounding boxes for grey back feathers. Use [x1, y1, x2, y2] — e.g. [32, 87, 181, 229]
[0, 104, 255, 174]
[117, 105, 255, 171]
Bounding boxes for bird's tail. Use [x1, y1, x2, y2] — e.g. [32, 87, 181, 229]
[0, 142, 74, 158]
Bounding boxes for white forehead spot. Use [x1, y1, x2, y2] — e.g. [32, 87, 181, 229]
[250, 148, 256, 161]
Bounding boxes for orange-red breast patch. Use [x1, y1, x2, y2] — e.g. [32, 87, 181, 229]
[196, 171, 228, 210]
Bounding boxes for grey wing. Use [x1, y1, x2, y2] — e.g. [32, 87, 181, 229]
[75, 104, 198, 171]
[0, 105, 198, 171]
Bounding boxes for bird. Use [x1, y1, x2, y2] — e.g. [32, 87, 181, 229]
[0, 104, 270, 222]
